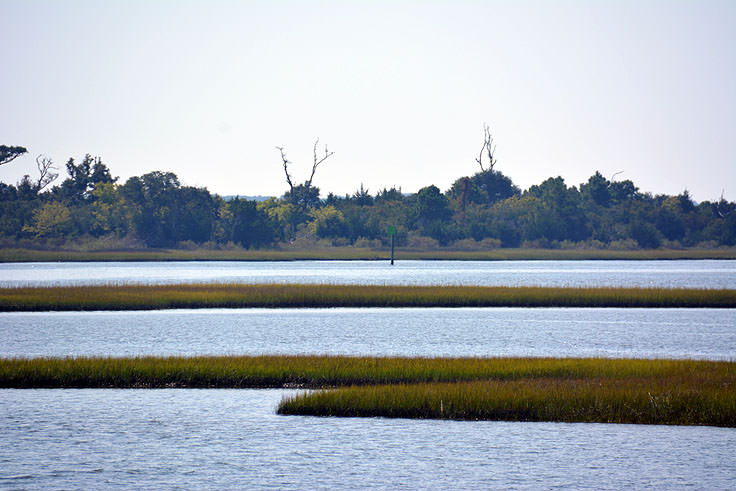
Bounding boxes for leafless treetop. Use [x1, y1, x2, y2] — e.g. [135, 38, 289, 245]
[35, 154, 58, 191]
[276, 138, 334, 191]
[475, 123, 496, 172]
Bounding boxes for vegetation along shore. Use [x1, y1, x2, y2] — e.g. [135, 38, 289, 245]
[2, 144, 735, 255]
[1, 283, 735, 311]
[1, 355, 733, 427]
[1, 246, 736, 263]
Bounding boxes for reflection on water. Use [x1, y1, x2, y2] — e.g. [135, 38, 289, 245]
[2, 307, 735, 360]
[1, 259, 735, 288]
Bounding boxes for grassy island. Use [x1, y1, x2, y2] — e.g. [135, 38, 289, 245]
[1, 355, 734, 427]
[1, 283, 735, 311]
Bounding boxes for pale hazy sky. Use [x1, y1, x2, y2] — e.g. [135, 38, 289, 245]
[2, 1, 735, 201]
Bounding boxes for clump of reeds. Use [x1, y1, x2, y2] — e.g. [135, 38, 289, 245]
[1, 283, 734, 311]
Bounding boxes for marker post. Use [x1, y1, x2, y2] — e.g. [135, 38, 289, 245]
[387, 225, 396, 265]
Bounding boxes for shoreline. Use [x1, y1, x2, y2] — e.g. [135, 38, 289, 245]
[2, 246, 736, 263]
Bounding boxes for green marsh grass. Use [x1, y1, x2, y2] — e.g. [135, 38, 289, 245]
[1, 283, 735, 311]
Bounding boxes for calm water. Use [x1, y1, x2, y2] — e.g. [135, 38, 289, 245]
[3, 260, 735, 489]
[2, 307, 735, 360]
[1, 389, 735, 490]
[1, 259, 735, 288]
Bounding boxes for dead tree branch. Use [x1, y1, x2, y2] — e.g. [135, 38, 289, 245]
[475, 123, 496, 172]
[306, 138, 334, 187]
[35, 154, 58, 191]
[275, 146, 294, 192]
[276, 139, 334, 191]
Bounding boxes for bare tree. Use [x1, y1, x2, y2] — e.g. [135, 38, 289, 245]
[276, 138, 334, 193]
[35, 154, 59, 191]
[275, 145, 295, 191]
[0, 145, 28, 166]
[475, 124, 496, 172]
[307, 138, 334, 187]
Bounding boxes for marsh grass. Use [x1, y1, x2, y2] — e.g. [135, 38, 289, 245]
[1, 355, 731, 388]
[1, 247, 735, 262]
[3, 355, 733, 426]
[278, 378, 736, 426]
[1, 283, 735, 311]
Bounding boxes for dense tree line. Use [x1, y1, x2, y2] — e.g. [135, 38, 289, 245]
[0, 150, 734, 250]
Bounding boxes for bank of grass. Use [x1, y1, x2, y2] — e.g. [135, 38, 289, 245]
[1, 283, 734, 311]
[0, 355, 730, 388]
[1, 246, 735, 262]
[278, 378, 736, 427]
[2, 355, 734, 426]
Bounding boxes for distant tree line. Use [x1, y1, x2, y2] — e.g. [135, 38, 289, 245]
[0, 144, 734, 250]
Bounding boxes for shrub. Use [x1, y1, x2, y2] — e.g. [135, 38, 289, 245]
[406, 234, 440, 250]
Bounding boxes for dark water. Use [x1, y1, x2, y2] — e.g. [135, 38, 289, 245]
[2, 307, 734, 360]
[2, 259, 735, 288]
[1, 389, 734, 490]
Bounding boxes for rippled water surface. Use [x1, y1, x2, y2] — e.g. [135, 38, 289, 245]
[2, 389, 735, 490]
[2, 307, 735, 360]
[2, 259, 735, 288]
[3, 259, 735, 489]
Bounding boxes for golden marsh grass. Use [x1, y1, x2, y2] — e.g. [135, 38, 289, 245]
[278, 378, 736, 426]
[2, 355, 733, 426]
[1, 283, 735, 311]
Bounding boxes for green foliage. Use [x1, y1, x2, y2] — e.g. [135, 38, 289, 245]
[0, 145, 27, 166]
[308, 205, 347, 239]
[88, 182, 131, 236]
[412, 185, 453, 242]
[284, 183, 320, 211]
[375, 186, 403, 203]
[580, 171, 611, 207]
[59, 154, 115, 203]
[351, 183, 373, 206]
[226, 198, 275, 248]
[449, 169, 519, 207]
[22, 201, 72, 238]
[0, 148, 734, 251]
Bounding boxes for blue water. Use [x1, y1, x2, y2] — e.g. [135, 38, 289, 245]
[2, 260, 735, 489]
[1, 389, 734, 490]
[2, 307, 734, 360]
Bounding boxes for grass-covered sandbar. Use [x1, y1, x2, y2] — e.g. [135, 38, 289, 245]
[2, 247, 736, 263]
[2, 355, 734, 427]
[1, 283, 734, 311]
